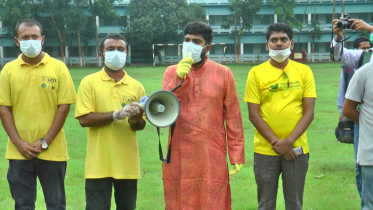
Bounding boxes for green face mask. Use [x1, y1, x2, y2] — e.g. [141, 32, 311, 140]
[371, 33, 373, 44]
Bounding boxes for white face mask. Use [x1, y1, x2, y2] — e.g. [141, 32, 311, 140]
[269, 44, 292, 63]
[104, 50, 127, 71]
[18, 39, 42, 58]
[182, 41, 207, 63]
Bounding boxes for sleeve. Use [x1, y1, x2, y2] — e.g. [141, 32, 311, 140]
[57, 64, 77, 105]
[224, 69, 245, 164]
[161, 65, 191, 99]
[345, 67, 366, 103]
[303, 67, 317, 98]
[243, 68, 261, 104]
[0, 67, 11, 106]
[75, 78, 94, 118]
[331, 38, 364, 69]
[337, 69, 345, 115]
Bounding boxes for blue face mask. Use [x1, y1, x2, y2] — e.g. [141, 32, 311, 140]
[182, 41, 207, 63]
[104, 50, 127, 71]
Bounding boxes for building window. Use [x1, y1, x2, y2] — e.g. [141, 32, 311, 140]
[4, 46, 20, 58]
[164, 46, 178, 56]
[99, 16, 127, 26]
[209, 15, 231, 25]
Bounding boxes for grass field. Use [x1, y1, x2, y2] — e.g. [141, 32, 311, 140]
[0, 62, 361, 210]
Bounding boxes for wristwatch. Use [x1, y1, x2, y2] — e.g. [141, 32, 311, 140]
[41, 139, 48, 150]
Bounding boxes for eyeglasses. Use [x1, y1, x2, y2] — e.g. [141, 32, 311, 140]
[268, 72, 290, 92]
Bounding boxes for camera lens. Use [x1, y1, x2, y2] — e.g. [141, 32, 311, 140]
[337, 20, 347, 29]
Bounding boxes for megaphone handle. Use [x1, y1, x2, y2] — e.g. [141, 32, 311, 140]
[157, 123, 176, 164]
[170, 79, 185, 93]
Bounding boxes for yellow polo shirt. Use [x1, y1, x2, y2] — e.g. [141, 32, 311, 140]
[244, 60, 317, 156]
[75, 68, 145, 179]
[0, 53, 76, 161]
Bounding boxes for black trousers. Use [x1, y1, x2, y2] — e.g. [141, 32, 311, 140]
[85, 178, 137, 210]
[7, 158, 67, 210]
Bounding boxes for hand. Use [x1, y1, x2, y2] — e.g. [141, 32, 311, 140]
[176, 57, 194, 79]
[339, 115, 345, 121]
[349, 19, 373, 33]
[128, 103, 144, 124]
[332, 18, 344, 40]
[32, 140, 45, 156]
[113, 102, 141, 121]
[229, 163, 244, 176]
[14, 140, 41, 159]
[270, 139, 293, 157]
[282, 149, 298, 162]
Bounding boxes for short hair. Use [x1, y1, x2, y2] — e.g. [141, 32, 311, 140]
[15, 19, 43, 38]
[183, 22, 213, 45]
[354, 36, 370, 49]
[100, 34, 129, 53]
[265, 23, 293, 41]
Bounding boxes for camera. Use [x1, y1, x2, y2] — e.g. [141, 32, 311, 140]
[337, 14, 354, 30]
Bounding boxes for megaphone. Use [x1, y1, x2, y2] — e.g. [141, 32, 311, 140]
[139, 90, 180, 128]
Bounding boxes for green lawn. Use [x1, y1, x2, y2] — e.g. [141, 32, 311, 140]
[0, 62, 360, 210]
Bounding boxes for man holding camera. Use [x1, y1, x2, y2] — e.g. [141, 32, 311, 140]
[336, 36, 371, 198]
[332, 17, 373, 209]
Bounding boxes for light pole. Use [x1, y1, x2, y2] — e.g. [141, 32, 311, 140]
[223, 46, 227, 65]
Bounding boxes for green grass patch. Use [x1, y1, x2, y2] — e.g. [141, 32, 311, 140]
[0, 62, 360, 209]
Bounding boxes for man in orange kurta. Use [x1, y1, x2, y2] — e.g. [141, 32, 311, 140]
[161, 21, 245, 210]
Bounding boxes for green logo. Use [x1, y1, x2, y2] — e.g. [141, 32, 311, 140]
[41, 83, 46, 88]
[121, 103, 126, 107]
[270, 83, 278, 90]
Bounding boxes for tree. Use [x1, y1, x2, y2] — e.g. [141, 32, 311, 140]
[88, 0, 120, 67]
[41, 0, 72, 63]
[308, 0, 322, 62]
[296, 0, 310, 50]
[268, 0, 302, 30]
[126, 0, 206, 48]
[221, 0, 262, 63]
[0, 0, 33, 36]
[80, 21, 96, 66]
[67, 0, 89, 67]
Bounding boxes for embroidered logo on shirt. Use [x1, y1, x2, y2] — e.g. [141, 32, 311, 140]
[41, 76, 57, 91]
[270, 83, 279, 90]
[122, 95, 135, 106]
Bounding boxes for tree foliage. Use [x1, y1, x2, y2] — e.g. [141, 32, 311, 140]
[268, 0, 302, 29]
[221, 0, 262, 63]
[126, 0, 206, 48]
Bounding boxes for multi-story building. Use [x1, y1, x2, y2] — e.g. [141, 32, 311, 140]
[0, 0, 372, 67]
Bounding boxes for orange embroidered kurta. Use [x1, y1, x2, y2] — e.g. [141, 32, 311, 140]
[161, 58, 245, 210]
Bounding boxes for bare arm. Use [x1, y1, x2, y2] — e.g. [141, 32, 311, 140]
[271, 97, 315, 161]
[248, 102, 278, 144]
[0, 105, 40, 159]
[78, 112, 114, 127]
[342, 98, 360, 124]
[284, 97, 315, 144]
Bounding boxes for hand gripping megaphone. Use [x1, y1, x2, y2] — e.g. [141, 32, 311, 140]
[139, 90, 180, 127]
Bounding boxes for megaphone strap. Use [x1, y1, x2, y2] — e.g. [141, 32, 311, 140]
[157, 123, 176, 163]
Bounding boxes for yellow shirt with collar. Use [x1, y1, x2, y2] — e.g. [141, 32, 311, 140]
[75, 68, 146, 179]
[244, 59, 317, 156]
[0, 53, 77, 161]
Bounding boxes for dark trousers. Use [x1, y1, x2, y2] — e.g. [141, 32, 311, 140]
[85, 178, 137, 210]
[7, 159, 67, 210]
[254, 153, 309, 210]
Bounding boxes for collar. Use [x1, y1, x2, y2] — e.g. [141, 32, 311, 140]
[18, 52, 50, 67]
[100, 68, 129, 84]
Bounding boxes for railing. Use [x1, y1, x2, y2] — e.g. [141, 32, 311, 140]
[0, 53, 336, 68]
